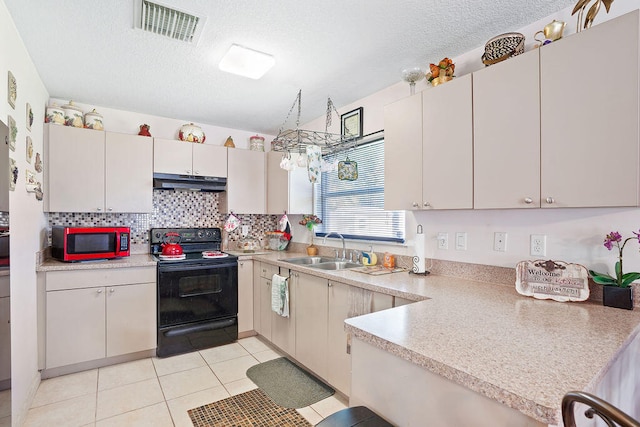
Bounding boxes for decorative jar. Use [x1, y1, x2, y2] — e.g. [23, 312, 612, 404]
[61, 101, 84, 128]
[178, 123, 206, 143]
[83, 109, 104, 130]
[45, 104, 65, 125]
[249, 135, 265, 152]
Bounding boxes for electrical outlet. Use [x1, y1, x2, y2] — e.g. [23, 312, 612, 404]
[241, 225, 249, 236]
[437, 232, 448, 250]
[530, 234, 547, 257]
[455, 232, 467, 250]
[494, 232, 507, 252]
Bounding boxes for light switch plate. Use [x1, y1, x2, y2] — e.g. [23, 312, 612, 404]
[437, 232, 448, 250]
[455, 232, 467, 250]
[494, 232, 507, 252]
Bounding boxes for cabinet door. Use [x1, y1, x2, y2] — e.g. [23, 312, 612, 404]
[540, 11, 640, 207]
[288, 153, 313, 214]
[0, 297, 9, 382]
[384, 94, 423, 210]
[422, 74, 473, 209]
[153, 138, 193, 174]
[192, 144, 227, 177]
[253, 263, 262, 334]
[295, 272, 328, 378]
[327, 280, 351, 395]
[271, 269, 295, 356]
[266, 151, 288, 214]
[238, 260, 254, 335]
[259, 276, 272, 341]
[106, 282, 156, 357]
[227, 149, 266, 214]
[473, 50, 541, 209]
[46, 288, 106, 368]
[105, 132, 153, 213]
[45, 125, 105, 212]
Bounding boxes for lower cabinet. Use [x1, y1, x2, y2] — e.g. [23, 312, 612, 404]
[238, 260, 254, 335]
[253, 262, 279, 341]
[0, 294, 10, 385]
[44, 267, 156, 370]
[295, 272, 329, 378]
[271, 269, 296, 356]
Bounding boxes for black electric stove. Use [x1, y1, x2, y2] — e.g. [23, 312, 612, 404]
[151, 227, 238, 357]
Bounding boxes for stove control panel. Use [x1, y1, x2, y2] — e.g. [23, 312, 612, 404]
[150, 228, 221, 244]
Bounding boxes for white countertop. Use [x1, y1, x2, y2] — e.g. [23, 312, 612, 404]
[37, 253, 157, 271]
[251, 251, 640, 425]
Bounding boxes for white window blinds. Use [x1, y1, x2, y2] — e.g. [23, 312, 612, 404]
[313, 139, 405, 243]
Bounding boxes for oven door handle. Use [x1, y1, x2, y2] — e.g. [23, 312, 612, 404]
[158, 260, 238, 271]
[162, 317, 236, 337]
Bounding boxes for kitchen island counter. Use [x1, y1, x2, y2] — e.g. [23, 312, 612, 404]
[253, 251, 640, 425]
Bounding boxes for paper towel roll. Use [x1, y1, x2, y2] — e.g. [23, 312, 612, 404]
[412, 227, 426, 274]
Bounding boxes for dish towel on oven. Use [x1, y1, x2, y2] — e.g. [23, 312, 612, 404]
[271, 274, 289, 317]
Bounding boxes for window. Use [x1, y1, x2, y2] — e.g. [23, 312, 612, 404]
[313, 138, 405, 243]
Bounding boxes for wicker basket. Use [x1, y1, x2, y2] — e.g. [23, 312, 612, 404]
[481, 32, 525, 66]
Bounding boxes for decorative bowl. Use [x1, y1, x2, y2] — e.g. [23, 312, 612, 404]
[431, 76, 453, 87]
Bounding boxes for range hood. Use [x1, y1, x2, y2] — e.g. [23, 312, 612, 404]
[153, 173, 226, 192]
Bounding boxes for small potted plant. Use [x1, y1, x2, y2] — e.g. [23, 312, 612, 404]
[299, 215, 322, 255]
[426, 58, 455, 87]
[589, 231, 640, 310]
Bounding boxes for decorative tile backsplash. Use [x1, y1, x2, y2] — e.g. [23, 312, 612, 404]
[48, 190, 279, 246]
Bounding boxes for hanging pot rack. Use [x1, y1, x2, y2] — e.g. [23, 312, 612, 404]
[270, 89, 360, 156]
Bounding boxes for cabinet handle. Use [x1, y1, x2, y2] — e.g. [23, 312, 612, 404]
[524, 197, 533, 204]
[412, 202, 419, 208]
[194, 170, 200, 175]
[97, 289, 103, 294]
[109, 288, 115, 293]
[186, 170, 192, 174]
[328, 282, 333, 287]
[545, 197, 555, 204]
[423, 202, 431, 207]
[107, 207, 113, 211]
[96, 208, 102, 211]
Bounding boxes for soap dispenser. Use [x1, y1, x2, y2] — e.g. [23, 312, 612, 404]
[362, 246, 377, 266]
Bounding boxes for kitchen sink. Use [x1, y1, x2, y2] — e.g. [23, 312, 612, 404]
[282, 256, 337, 265]
[282, 256, 361, 270]
[309, 261, 361, 270]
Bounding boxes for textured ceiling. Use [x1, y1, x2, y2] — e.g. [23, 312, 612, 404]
[4, 0, 576, 134]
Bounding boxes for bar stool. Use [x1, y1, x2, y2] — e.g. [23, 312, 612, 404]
[315, 406, 393, 427]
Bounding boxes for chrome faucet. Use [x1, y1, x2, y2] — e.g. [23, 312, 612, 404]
[323, 232, 346, 259]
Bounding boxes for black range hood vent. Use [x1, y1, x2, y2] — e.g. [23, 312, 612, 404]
[153, 173, 226, 192]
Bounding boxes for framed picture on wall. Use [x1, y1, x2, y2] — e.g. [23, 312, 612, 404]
[340, 107, 363, 138]
[7, 71, 16, 109]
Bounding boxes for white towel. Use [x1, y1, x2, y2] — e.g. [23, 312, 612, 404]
[271, 274, 289, 318]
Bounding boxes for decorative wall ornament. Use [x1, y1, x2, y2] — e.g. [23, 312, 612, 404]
[572, 0, 614, 32]
[9, 158, 17, 191]
[7, 115, 16, 151]
[34, 152, 43, 173]
[26, 136, 33, 163]
[7, 71, 16, 109]
[26, 102, 33, 131]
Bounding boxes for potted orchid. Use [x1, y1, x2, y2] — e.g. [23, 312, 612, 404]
[299, 215, 322, 255]
[588, 231, 639, 310]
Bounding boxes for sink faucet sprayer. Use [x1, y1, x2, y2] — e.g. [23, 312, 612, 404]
[323, 232, 346, 259]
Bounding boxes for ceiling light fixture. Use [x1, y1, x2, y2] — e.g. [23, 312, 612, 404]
[218, 44, 275, 79]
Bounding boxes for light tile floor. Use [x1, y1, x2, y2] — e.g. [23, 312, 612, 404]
[23, 337, 347, 426]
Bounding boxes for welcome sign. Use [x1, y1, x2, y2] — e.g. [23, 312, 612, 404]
[515, 260, 590, 302]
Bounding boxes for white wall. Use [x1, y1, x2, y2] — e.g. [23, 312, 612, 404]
[301, 1, 640, 278]
[0, 0, 50, 425]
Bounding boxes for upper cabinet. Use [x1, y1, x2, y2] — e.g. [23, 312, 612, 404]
[384, 74, 473, 210]
[44, 125, 153, 213]
[226, 149, 265, 214]
[266, 151, 313, 215]
[473, 50, 541, 209]
[540, 10, 639, 208]
[153, 138, 227, 177]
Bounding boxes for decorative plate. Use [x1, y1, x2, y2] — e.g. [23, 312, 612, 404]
[7, 115, 16, 151]
[7, 71, 16, 109]
[26, 136, 33, 163]
[9, 158, 17, 191]
[26, 103, 33, 131]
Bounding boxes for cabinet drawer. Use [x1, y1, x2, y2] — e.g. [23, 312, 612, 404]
[46, 267, 156, 291]
[260, 262, 280, 279]
[0, 275, 8, 297]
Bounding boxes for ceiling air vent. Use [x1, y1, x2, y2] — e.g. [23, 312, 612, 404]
[134, 0, 206, 44]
